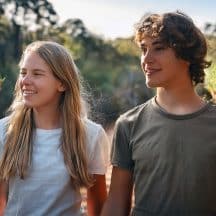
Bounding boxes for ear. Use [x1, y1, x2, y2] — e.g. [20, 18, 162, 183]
[58, 82, 66, 92]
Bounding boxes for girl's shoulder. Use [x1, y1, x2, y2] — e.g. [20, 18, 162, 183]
[84, 118, 108, 149]
[84, 118, 103, 135]
[0, 116, 10, 154]
[0, 116, 9, 126]
[0, 116, 9, 136]
[84, 118, 110, 172]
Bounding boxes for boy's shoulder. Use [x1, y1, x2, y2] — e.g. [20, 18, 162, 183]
[117, 98, 153, 125]
[206, 101, 216, 114]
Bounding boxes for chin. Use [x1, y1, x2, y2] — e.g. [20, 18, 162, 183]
[146, 81, 158, 88]
[22, 101, 34, 108]
[24, 104, 34, 108]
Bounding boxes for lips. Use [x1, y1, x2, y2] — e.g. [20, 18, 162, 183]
[22, 90, 37, 96]
[145, 68, 161, 75]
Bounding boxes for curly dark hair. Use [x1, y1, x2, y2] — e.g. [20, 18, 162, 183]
[134, 11, 211, 85]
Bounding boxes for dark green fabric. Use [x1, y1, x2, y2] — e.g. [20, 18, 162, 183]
[111, 97, 216, 215]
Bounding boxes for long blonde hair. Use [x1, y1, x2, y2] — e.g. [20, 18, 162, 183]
[0, 41, 92, 189]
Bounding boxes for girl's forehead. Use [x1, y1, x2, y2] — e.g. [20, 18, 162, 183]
[20, 51, 50, 71]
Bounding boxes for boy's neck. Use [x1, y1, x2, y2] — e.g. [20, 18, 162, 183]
[156, 86, 206, 115]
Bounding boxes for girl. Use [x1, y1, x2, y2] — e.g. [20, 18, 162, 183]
[0, 41, 109, 216]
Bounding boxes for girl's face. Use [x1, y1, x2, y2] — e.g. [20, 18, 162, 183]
[19, 51, 65, 111]
[140, 37, 190, 89]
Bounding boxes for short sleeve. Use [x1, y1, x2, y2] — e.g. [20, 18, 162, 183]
[0, 117, 8, 158]
[111, 117, 134, 171]
[87, 123, 110, 175]
[0, 135, 3, 158]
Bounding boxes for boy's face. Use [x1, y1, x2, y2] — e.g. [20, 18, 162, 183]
[139, 37, 190, 89]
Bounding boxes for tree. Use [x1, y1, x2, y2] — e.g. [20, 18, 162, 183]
[205, 63, 216, 101]
[204, 22, 216, 35]
[0, 76, 5, 91]
[0, 62, 18, 118]
[1, 0, 58, 59]
[0, 15, 12, 65]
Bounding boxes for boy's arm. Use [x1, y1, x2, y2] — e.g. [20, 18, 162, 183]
[101, 166, 133, 216]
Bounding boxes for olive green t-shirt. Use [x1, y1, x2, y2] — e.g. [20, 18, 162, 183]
[111, 97, 216, 216]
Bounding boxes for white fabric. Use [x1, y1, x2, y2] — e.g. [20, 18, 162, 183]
[0, 117, 109, 216]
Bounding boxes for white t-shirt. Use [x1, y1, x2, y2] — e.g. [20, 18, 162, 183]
[0, 117, 109, 216]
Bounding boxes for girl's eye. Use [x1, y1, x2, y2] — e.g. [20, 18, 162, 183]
[33, 72, 45, 76]
[20, 71, 26, 76]
[33, 70, 44, 76]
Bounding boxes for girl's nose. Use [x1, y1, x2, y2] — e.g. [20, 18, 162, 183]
[21, 74, 32, 85]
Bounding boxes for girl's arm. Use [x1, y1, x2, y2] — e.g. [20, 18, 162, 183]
[0, 181, 8, 216]
[87, 174, 107, 216]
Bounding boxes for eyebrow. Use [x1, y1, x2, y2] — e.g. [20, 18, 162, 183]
[20, 68, 46, 73]
[152, 40, 163, 45]
[140, 39, 163, 48]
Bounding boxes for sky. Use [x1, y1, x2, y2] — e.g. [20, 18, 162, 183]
[50, 0, 216, 39]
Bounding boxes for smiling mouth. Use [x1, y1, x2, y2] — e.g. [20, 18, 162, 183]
[22, 90, 37, 96]
[145, 69, 161, 75]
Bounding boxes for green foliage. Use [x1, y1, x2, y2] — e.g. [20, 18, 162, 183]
[0, 1, 153, 125]
[207, 35, 216, 61]
[111, 37, 140, 58]
[0, 63, 18, 118]
[2, 0, 58, 27]
[0, 76, 5, 90]
[0, 16, 14, 65]
[0, 0, 58, 58]
[204, 22, 216, 36]
[205, 63, 216, 92]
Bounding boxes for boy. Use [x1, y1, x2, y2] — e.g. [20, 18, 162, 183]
[102, 11, 216, 215]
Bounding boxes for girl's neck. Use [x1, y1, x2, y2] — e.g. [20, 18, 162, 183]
[33, 108, 62, 129]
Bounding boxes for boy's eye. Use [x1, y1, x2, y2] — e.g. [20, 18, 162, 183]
[141, 47, 147, 54]
[155, 45, 167, 51]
